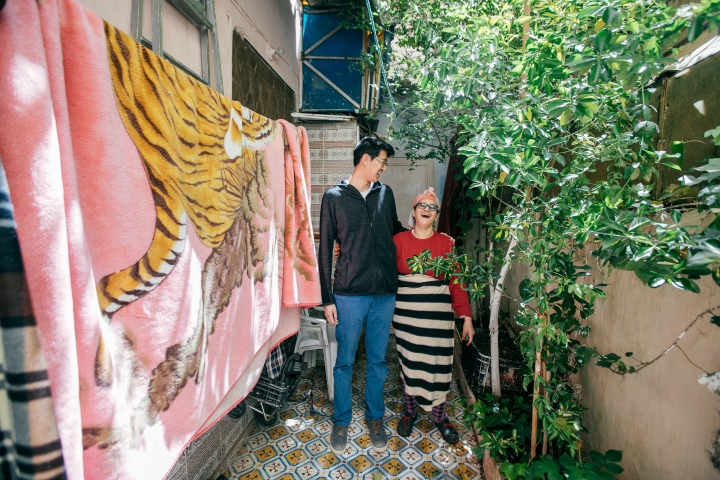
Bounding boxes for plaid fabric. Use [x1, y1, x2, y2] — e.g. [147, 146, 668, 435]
[263, 335, 298, 380]
[0, 160, 66, 480]
[264, 345, 286, 380]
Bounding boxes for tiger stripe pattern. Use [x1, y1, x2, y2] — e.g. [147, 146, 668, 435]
[95, 22, 278, 386]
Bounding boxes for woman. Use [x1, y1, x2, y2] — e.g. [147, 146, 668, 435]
[392, 188, 474, 444]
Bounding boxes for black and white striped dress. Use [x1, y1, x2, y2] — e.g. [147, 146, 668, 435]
[392, 274, 455, 409]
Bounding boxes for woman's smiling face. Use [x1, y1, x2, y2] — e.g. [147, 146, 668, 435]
[413, 201, 438, 228]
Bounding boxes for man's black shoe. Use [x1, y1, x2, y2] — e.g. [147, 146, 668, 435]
[434, 418, 459, 444]
[396, 411, 417, 438]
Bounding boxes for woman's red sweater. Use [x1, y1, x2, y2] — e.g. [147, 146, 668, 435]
[393, 230, 472, 318]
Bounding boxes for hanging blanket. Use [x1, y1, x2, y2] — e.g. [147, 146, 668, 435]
[0, 0, 320, 478]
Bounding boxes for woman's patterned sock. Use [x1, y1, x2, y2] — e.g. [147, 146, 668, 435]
[431, 402, 447, 424]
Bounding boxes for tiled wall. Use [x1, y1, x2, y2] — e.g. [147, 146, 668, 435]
[305, 122, 358, 233]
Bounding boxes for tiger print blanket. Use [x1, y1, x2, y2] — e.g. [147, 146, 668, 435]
[0, 0, 320, 478]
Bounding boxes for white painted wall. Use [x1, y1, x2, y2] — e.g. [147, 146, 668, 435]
[75, 0, 303, 100]
[77, 0, 133, 33]
[214, 0, 302, 98]
[375, 110, 450, 203]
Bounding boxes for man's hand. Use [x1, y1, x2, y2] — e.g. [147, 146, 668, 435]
[324, 304, 338, 325]
[462, 317, 474, 346]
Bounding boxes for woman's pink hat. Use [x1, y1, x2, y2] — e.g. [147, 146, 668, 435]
[413, 187, 439, 208]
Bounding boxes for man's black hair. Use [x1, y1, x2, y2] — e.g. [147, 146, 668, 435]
[352, 136, 395, 166]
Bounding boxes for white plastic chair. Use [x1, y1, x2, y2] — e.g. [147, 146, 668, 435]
[296, 309, 337, 401]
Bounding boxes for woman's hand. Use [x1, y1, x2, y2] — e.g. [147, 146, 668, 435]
[461, 316, 474, 346]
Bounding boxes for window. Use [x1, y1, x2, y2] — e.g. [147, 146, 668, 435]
[130, 0, 223, 93]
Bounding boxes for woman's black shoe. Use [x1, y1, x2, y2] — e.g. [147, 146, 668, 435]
[396, 411, 417, 438]
[434, 419, 459, 444]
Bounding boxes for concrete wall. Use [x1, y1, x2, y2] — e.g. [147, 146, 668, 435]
[75, 0, 303, 100]
[578, 262, 720, 479]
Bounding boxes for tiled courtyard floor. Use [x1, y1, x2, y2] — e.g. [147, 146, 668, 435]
[225, 336, 482, 479]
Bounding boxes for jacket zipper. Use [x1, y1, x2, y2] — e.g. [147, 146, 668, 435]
[364, 190, 385, 295]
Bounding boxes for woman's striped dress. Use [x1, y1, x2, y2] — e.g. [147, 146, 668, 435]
[393, 274, 455, 409]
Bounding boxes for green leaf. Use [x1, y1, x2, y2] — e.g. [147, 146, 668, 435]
[711, 316, 720, 328]
[588, 451, 606, 467]
[589, 61, 611, 84]
[705, 126, 720, 146]
[604, 462, 625, 474]
[648, 277, 666, 288]
[625, 352, 634, 357]
[675, 277, 701, 293]
[670, 210, 682, 224]
[602, 7, 619, 26]
[605, 449, 623, 462]
[519, 278, 534, 302]
[661, 162, 682, 171]
[560, 108, 573, 126]
[578, 6, 605, 18]
[671, 141, 685, 169]
[595, 29, 612, 53]
[688, 16, 706, 43]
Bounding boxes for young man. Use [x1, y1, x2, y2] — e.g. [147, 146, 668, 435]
[318, 137, 405, 455]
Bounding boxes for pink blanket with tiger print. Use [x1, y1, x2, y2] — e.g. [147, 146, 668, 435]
[0, 0, 320, 478]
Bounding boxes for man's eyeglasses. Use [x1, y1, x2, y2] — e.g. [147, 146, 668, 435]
[372, 157, 389, 168]
[415, 202, 439, 212]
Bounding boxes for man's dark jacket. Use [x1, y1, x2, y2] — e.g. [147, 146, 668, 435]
[319, 180, 406, 305]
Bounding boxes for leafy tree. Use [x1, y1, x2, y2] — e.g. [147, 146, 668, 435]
[366, 0, 720, 471]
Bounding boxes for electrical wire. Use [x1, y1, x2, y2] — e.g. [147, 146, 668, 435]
[364, 0, 397, 119]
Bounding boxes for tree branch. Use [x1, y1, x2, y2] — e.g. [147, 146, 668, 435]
[606, 305, 720, 375]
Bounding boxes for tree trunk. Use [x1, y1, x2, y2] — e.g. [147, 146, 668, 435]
[488, 236, 517, 398]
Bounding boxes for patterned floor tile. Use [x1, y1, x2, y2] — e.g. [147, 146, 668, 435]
[367, 447, 390, 463]
[263, 458, 287, 477]
[416, 419, 436, 434]
[326, 464, 353, 480]
[247, 432, 269, 449]
[295, 460, 321, 479]
[237, 471, 263, 480]
[315, 452, 339, 469]
[296, 428, 316, 443]
[285, 448, 307, 466]
[382, 457, 407, 476]
[225, 336, 480, 479]
[433, 447, 459, 469]
[303, 438, 327, 456]
[268, 425, 290, 440]
[387, 435, 407, 452]
[453, 463, 482, 479]
[417, 460, 442, 478]
[399, 445, 425, 466]
[253, 445, 278, 462]
[276, 437, 299, 454]
[231, 453, 255, 475]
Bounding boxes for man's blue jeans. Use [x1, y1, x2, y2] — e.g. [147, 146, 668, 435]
[332, 294, 395, 426]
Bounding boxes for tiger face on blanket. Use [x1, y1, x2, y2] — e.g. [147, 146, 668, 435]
[95, 23, 277, 398]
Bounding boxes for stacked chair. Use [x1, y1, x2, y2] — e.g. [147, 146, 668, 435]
[295, 309, 337, 401]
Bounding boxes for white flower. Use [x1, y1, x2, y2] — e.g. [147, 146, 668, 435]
[698, 372, 720, 395]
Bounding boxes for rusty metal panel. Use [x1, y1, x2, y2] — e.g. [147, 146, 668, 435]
[231, 33, 295, 122]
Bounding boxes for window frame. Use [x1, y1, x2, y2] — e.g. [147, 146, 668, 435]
[130, 0, 223, 93]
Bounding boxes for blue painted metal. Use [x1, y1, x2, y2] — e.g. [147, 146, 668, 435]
[302, 12, 364, 112]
